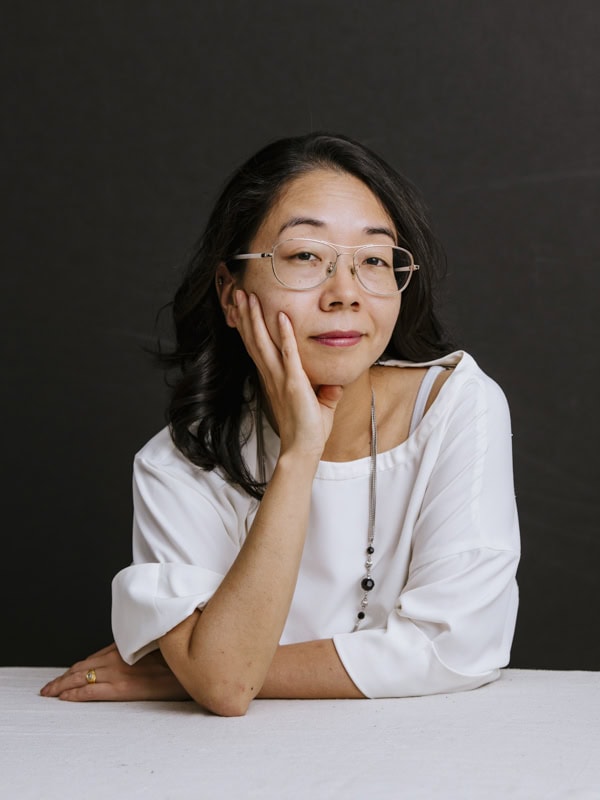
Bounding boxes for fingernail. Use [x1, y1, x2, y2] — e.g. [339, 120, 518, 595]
[248, 293, 256, 308]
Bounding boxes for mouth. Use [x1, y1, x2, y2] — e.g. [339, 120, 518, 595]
[311, 330, 364, 347]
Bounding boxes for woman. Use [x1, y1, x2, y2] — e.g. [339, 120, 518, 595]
[41, 132, 520, 715]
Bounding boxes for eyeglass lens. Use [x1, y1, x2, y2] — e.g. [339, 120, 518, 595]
[272, 239, 413, 294]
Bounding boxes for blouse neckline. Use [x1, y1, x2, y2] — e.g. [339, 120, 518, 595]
[259, 351, 469, 481]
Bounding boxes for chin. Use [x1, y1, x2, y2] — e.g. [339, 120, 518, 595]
[299, 339, 384, 388]
[303, 363, 369, 389]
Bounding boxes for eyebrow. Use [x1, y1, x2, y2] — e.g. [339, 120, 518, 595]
[277, 217, 324, 236]
[277, 217, 397, 241]
[364, 225, 397, 241]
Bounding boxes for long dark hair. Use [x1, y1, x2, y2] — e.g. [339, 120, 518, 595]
[161, 132, 454, 499]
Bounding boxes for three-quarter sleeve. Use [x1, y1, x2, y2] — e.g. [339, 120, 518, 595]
[332, 370, 520, 697]
[112, 432, 252, 663]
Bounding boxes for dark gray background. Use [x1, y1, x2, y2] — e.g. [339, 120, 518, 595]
[2, 1, 599, 668]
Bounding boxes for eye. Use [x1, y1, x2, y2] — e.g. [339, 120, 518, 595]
[294, 250, 319, 262]
[275, 239, 333, 267]
[362, 255, 392, 269]
[284, 248, 325, 266]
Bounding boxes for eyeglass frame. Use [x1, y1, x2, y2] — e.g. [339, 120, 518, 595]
[229, 238, 420, 296]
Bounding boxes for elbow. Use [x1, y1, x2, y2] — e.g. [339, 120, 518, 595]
[160, 623, 257, 716]
[206, 697, 251, 718]
[197, 691, 252, 717]
[188, 680, 254, 717]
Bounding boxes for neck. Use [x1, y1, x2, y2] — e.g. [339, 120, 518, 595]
[321, 369, 374, 462]
[256, 368, 375, 463]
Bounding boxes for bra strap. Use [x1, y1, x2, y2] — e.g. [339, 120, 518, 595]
[408, 366, 445, 436]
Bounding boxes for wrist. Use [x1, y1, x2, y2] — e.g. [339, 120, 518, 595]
[276, 447, 321, 475]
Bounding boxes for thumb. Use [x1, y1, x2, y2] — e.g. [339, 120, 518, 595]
[315, 384, 344, 409]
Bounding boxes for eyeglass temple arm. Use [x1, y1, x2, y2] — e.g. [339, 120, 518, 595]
[230, 252, 272, 261]
[394, 264, 420, 272]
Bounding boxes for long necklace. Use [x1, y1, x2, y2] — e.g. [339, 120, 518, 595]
[353, 388, 377, 631]
[255, 387, 377, 633]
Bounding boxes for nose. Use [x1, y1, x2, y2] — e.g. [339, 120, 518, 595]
[319, 252, 361, 308]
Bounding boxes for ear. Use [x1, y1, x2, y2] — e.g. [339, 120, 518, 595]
[215, 263, 239, 328]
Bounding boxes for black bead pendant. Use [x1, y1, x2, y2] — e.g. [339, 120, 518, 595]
[357, 611, 365, 620]
[361, 577, 375, 592]
[366, 546, 374, 554]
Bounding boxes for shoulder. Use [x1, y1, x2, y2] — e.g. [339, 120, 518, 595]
[445, 352, 510, 417]
[381, 351, 511, 430]
[133, 424, 260, 518]
[380, 350, 507, 397]
[134, 427, 204, 482]
[135, 427, 178, 465]
[433, 354, 513, 454]
[133, 427, 237, 500]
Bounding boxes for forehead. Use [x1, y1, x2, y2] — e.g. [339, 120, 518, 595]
[254, 168, 395, 243]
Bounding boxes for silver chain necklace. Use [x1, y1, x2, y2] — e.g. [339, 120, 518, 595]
[255, 387, 377, 633]
[352, 387, 377, 631]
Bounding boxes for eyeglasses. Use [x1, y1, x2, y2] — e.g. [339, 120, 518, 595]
[230, 238, 419, 296]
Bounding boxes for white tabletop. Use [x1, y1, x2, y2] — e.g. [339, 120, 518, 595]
[1, 668, 599, 799]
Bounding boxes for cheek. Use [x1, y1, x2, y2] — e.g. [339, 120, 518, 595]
[252, 290, 297, 349]
[393, 296, 402, 327]
[234, 272, 281, 339]
[377, 297, 401, 339]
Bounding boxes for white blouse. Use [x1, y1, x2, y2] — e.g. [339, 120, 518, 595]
[112, 351, 520, 698]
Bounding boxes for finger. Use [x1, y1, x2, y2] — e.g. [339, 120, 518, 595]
[41, 675, 78, 696]
[41, 665, 103, 697]
[41, 657, 111, 696]
[277, 312, 315, 393]
[40, 666, 77, 695]
[316, 384, 344, 409]
[57, 682, 119, 702]
[57, 671, 189, 702]
[248, 294, 286, 369]
[236, 291, 283, 377]
[231, 290, 256, 350]
[57, 673, 144, 703]
[277, 312, 303, 368]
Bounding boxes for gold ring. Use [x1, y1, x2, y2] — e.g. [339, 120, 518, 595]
[85, 669, 97, 684]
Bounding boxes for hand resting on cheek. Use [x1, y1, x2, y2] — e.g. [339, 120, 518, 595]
[231, 288, 344, 461]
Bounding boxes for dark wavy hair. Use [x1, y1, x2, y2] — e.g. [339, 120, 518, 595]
[161, 132, 454, 499]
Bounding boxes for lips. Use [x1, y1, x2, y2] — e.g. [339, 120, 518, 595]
[311, 330, 364, 347]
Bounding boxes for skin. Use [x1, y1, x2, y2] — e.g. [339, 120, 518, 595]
[41, 169, 451, 713]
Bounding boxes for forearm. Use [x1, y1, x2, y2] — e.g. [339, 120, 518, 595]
[258, 639, 365, 699]
[160, 451, 318, 715]
[160, 294, 346, 716]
